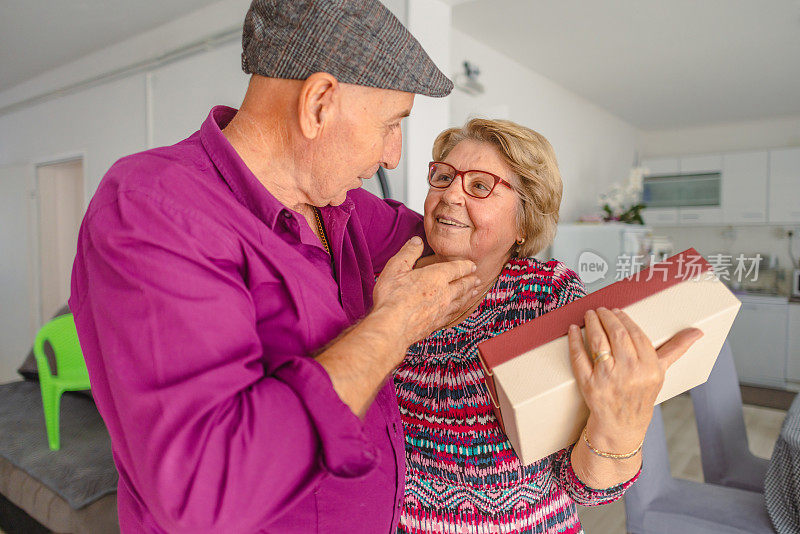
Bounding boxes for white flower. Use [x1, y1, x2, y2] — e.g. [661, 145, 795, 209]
[598, 166, 647, 215]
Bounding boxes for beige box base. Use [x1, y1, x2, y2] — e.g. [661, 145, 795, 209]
[491, 275, 741, 465]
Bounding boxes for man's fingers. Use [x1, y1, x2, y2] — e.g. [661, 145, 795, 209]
[425, 258, 477, 283]
[656, 328, 703, 372]
[443, 279, 480, 318]
[381, 236, 424, 276]
[448, 273, 481, 298]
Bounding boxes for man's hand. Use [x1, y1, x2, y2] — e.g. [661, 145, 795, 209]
[372, 237, 480, 348]
[315, 236, 479, 418]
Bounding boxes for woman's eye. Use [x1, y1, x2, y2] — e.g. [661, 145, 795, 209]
[437, 174, 454, 183]
[474, 181, 490, 191]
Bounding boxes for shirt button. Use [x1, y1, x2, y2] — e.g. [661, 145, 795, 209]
[283, 211, 292, 219]
[392, 422, 398, 434]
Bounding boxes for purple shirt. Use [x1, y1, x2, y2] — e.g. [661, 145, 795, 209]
[70, 106, 424, 533]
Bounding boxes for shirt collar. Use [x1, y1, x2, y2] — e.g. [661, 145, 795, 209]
[199, 105, 356, 228]
[200, 105, 290, 229]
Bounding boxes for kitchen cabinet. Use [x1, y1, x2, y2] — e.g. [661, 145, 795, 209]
[642, 205, 723, 226]
[722, 151, 768, 224]
[680, 154, 722, 174]
[641, 157, 679, 176]
[679, 207, 723, 225]
[787, 304, 800, 383]
[727, 295, 788, 388]
[642, 156, 723, 226]
[642, 207, 678, 226]
[769, 148, 800, 224]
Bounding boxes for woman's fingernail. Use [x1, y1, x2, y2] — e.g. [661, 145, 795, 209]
[474, 278, 482, 286]
[410, 236, 422, 245]
[612, 308, 622, 314]
[471, 263, 477, 272]
[569, 324, 578, 333]
[597, 307, 607, 313]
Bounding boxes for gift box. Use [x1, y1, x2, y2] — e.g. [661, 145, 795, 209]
[477, 248, 741, 465]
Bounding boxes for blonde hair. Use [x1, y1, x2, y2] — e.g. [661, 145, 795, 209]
[432, 118, 562, 257]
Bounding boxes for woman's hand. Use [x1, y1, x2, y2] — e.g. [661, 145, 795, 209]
[567, 308, 703, 455]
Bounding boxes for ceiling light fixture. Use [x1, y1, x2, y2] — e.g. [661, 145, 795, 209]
[454, 60, 485, 96]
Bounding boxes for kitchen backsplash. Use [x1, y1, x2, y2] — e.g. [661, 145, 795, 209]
[654, 224, 800, 295]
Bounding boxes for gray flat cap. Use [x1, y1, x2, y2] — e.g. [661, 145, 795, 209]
[241, 0, 453, 97]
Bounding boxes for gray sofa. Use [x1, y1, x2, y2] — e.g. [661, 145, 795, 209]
[0, 305, 118, 533]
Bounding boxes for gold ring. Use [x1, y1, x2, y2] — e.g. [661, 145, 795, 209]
[592, 350, 612, 364]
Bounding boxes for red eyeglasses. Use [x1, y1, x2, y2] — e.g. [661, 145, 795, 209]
[427, 161, 514, 199]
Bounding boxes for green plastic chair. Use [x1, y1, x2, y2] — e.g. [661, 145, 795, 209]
[32, 313, 91, 451]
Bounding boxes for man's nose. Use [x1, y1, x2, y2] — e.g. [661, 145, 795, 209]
[380, 128, 403, 170]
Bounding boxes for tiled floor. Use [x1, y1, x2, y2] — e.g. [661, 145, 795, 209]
[576, 393, 786, 533]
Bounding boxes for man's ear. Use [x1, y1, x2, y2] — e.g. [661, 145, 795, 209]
[298, 72, 339, 140]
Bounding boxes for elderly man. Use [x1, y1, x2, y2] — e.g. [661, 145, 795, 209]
[70, 1, 479, 532]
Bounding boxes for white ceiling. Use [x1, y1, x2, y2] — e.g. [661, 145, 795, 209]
[1, 1, 798, 130]
[453, 0, 800, 130]
[0, 0, 221, 93]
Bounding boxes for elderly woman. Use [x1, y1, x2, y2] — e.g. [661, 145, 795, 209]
[394, 118, 701, 533]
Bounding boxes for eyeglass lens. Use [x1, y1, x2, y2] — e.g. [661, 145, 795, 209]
[428, 163, 496, 198]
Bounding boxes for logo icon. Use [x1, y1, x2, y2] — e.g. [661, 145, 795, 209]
[577, 251, 608, 284]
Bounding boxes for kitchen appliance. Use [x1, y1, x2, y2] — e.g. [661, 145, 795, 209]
[550, 223, 653, 293]
[650, 235, 674, 262]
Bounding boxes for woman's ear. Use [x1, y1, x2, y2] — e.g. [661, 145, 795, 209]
[298, 73, 339, 140]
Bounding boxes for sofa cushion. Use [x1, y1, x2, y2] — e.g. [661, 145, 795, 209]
[0, 381, 116, 510]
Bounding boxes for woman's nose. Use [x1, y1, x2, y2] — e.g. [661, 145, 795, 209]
[441, 175, 467, 204]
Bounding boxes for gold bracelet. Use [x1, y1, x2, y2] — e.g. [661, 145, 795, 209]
[582, 428, 643, 460]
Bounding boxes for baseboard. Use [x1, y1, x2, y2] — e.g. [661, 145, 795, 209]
[741, 385, 796, 410]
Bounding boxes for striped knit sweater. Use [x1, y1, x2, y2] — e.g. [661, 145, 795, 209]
[394, 258, 640, 534]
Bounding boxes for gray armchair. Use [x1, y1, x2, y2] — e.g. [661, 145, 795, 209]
[690, 341, 768, 492]
[624, 406, 774, 533]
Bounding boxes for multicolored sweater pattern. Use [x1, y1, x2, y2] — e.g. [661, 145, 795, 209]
[394, 258, 640, 534]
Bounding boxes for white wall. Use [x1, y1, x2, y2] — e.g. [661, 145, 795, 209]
[640, 115, 800, 157]
[448, 29, 641, 223]
[405, 0, 452, 212]
[149, 42, 246, 148]
[0, 165, 34, 383]
[0, 4, 250, 381]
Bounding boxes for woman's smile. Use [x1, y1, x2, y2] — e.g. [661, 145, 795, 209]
[434, 214, 470, 229]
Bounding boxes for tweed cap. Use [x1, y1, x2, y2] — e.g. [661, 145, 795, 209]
[241, 0, 453, 97]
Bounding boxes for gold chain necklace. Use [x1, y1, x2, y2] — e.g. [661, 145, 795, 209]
[445, 275, 498, 329]
[312, 206, 330, 255]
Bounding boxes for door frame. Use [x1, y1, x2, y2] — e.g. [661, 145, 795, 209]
[31, 152, 86, 328]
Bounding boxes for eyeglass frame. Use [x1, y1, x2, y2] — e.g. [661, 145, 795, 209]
[427, 161, 515, 199]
